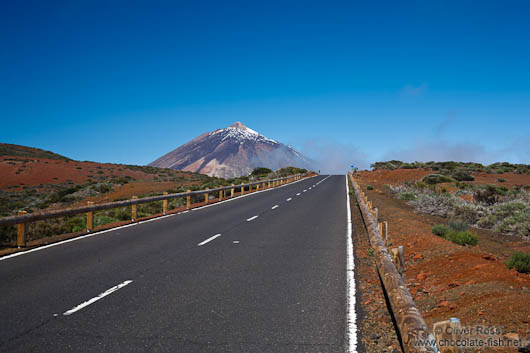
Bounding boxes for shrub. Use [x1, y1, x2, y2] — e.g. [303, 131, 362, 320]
[448, 220, 468, 231]
[398, 191, 417, 200]
[432, 224, 449, 237]
[452, 171, 475, 181]
[422, 174, 454, 185]
[367, 185, 374, 190]
[251, 167, 273, 176]
[444, 230, 478, 246]
[505, 252, 530, 273]
[474, 185, 501, 205]
[497, 178, 506, 182]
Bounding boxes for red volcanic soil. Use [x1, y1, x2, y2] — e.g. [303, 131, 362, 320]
[0, 156, 193, 190]
[354, 170, 530, 350]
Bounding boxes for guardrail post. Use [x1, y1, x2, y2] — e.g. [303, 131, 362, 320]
[162, 192, 168, 215]
[268, 181, 271, 188]
[373, 207, 378, 224]
[384, 221, 389, 244]
[186, 190, 191, 209]
[17, 210, 27, 248]
[256, 184, 260, 191]
[219, 189, 223, 200]
[131, 196, 137, 221]
[86, 202, 94, 232]
[433, 318, 463, 353]
[390, 246, 405, 278]
[231, 184, 235, 197]
[241, 185, 244, 195]
[205, 188, 209, 204]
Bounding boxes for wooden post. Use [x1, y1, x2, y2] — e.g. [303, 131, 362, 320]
[186, 190, 191, 209]
[268, 181, 271, 188]
[390, 246, 405, 278]
[17, 210, 27, 248]
[219, 189, 223, 200]
[162, 192, 168, 215]
[231, 184, 235, 197]
[205, 188, 209, 204]
[241, 185, 244, 195]
[256, 184, 260, 191]
[131, 196, 137, 221]
[378, 222, 383, 236]
[86, 201, 94, 232]
[384, 221, 389, 243]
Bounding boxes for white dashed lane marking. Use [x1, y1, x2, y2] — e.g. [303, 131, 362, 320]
[198, 234, 222, 246]
[63, 280, 133, 316]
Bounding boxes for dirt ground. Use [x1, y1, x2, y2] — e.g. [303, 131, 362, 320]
[354, 169, 530, 352]
[0, 155, 195, 190]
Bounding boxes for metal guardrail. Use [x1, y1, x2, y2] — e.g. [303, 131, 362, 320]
[349, 173, 438, 353]
[1, 174, 306, 247]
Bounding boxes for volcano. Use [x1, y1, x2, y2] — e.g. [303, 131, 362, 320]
[149, 122, 313, 178]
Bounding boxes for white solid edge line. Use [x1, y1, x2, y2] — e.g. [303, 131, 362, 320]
[246, 215, 259, 222]
[0, 176, 318, 262]
[271, 205, 279, 209]
[286, 198, 292, 201]
[197, 233, 222, 246]
[63, 280, 133, 316]
[345, 174, 357, 352]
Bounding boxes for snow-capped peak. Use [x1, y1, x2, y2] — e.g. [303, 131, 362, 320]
[210, 122, 278, 144]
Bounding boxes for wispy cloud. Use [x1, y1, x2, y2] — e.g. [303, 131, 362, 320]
[400, 82, 428, 97]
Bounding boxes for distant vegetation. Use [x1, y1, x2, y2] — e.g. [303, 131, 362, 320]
[371, 160, 530, 175]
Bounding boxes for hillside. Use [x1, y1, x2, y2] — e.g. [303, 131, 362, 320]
[0, 143, 71, 161]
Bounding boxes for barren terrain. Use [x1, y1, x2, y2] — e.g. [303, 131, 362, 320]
[354, 169, 530, 351]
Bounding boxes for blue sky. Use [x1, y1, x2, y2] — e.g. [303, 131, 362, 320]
[1, 1, 529, 173]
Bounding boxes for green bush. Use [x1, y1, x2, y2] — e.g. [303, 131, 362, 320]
[452, 171, 475, 181]
[448, 220, 468, 231]
[367, 185, 374, 190]
[497, 178, 506, 182]
[505, 252, 530, 273]
[444, 230, 478, 246]
[251, 167, 272, 176]
[398, 191, 417, 200]
[422, 174, 454, 185]
[432, 224, 449, 237]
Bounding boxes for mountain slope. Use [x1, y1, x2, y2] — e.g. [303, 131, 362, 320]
[149, 122, 313, 178]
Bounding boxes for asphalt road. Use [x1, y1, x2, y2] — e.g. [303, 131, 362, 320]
[0, 175, 356, 353]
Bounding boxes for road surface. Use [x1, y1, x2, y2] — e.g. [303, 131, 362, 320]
[0, 175, 357, 352]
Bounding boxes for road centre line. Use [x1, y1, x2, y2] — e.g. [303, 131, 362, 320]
[246, 215, 259, 222]
[197, 233, 222, 246]
[286, 198, 292, 201]
[271, 205, 279, 209]
[296, 193, 301, 196]
[63, 280, 133, 316]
